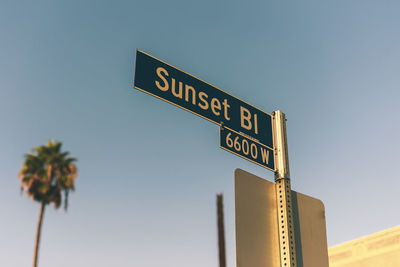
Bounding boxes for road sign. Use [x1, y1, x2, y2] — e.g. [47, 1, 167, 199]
[220, 127, 275, 171]
[235, 169, 329, 267]
[134, 50, 274, 148]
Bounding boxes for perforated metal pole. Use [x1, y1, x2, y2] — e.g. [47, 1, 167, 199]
[273, 110, 297, 267]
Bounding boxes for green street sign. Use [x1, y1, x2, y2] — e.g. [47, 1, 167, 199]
[134, 50, 274, 149]
[220, 127, 274, 171]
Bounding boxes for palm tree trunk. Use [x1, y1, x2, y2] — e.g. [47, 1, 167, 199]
[33, 202, 46, 267]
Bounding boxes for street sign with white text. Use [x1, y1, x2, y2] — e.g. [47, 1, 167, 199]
[220, 127, 275, 171]
[134, 50, 274, 149]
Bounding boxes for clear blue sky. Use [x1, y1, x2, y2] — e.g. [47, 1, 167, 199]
[1, 1, 399, 266]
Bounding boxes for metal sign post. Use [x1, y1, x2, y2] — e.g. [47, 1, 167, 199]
[273, 110, 297, 267]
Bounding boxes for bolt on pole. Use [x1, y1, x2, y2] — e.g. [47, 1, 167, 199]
[273, 110, 297, 267]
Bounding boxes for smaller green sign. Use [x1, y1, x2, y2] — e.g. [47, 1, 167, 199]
[220, 127, 275, 171]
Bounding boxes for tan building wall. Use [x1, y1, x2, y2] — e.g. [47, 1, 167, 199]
[329, 225, 400, 267]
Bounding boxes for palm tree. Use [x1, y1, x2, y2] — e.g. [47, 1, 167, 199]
[18, 140, 78, 267]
